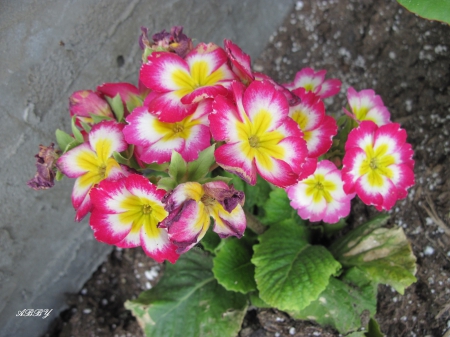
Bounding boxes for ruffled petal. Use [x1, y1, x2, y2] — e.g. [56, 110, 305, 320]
[210, 202, 246, 238]
[214, 143, 257, 185]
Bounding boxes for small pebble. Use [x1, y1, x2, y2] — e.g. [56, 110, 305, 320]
[424, 246, 435, 256]
[289, 327, 296, 335]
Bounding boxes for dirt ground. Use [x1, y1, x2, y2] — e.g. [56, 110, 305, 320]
[43, 0, 450, 336]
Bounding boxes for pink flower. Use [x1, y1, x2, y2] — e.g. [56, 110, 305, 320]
[224, 39, 254, 85]
[123, 101, 211, 164]
[57, 121, 128, 221]
[140, 43, 236, 122]
[284, 68, 341, 99]
[287, 160, 355, 223]
[97, 82, 149, 116]
[289, 88, 338, 178]
[344, 87, 391, 126]
[69, 90, 114, 125]
[209, 80, 307, 188]
[342, 121, 414, 211]
[90, 174, 179, 263]
[160, 181, 246, 254]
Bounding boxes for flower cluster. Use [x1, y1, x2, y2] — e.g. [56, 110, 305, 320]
[28, 26, 415, 263]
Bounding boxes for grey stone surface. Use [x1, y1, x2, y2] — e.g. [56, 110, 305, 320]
[0, 0, 293, 336]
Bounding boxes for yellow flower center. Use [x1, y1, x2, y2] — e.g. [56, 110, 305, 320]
[359, 143, 396, 187]
[98, 164, 107, 179]
[304, 173, 336, 203]
[172, 123, 184, 134]
[142, 204, 152, 214]
[200, 194, 216, 207]
[248, 135, 260, 148]
[237, 109, 285, 171]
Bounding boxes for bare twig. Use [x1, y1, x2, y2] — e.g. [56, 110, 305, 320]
[436, 302, 450, 320]
[421, 195, 450, 236]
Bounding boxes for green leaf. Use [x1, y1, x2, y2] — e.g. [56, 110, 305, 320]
[248, 291, 271, 308]
[168, 151, 187, 183]
[329, 214, 417, 294]
[365, 318, 384, 337]
[252, 221, 341, 312]
[186, 144, 216, 182]
[80, 120, 92, 133]
[71, 116, 84, 143]
[213, 237, 257, 294]
[55, 129, 74, 152]
[145, 162, 170, 172]
[106, 94, 124, 122]
[157, 177, 177, 191]
[242, 175, 272, 212]
[201, 224, 221, 254]
[112, 151, 129, 166]
[90, 113, 113, 124]
[126, 95, 143, 113]
[198, 175, 233, 184]
[397, 0, 450, 24]
[262, 188, 301, 225]
[55, 170, 64, 181]
[64, 139, 83, 153]
[125, 249, 247, 337]
[290, 267, 377, 334]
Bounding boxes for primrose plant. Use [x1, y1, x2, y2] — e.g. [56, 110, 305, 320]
[28, 26, 417, 337]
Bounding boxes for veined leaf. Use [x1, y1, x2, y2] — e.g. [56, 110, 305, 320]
[252, 221, 341, 312]
[329, 214, 417, 294]
[213, 237, 257, 294]
[262, 188, 301, 225]
[290, 267, 377, 334]
[125, 249, 247, 337]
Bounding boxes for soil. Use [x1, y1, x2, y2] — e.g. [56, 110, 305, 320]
[43, 0, 450, 336]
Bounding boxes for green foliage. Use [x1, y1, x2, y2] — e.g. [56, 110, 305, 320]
[90, 113, 113, 124]
[106, 94, 125, 122]
[252, 221, 341, 312]
[201, 224, 221, 254]
[248, 291, 271, 308]
[158, 145, 217, 191]
[213, 237, 257, 294]
[125, 249, 247, 337]
[329, 214, 417, 294]
[71, 116, 84, 143]
[168, 151, 187, 183]
[397, 0, 450, 24]
[290, 267, 377, 334]
[186, 144, 216, 181]
[261, 188, 302, 225]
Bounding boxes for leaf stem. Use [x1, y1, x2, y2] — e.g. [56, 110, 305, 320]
[244, 210, 267, 235]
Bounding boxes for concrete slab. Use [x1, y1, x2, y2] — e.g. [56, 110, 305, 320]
[0, 0, 293, 336]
